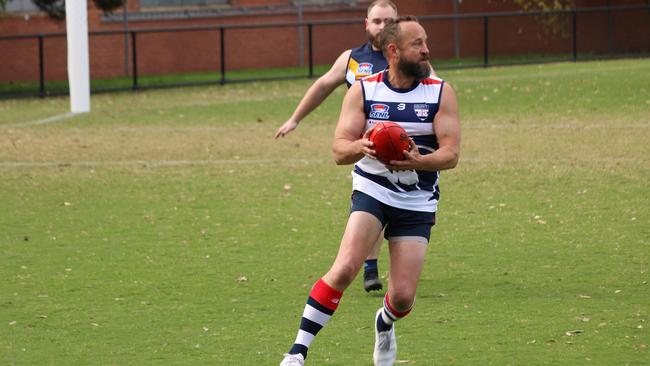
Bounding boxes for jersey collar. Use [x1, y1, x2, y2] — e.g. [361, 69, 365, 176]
[382, 68, 420, 93]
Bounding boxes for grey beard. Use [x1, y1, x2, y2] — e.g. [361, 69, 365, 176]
[398, 58, 430, 80]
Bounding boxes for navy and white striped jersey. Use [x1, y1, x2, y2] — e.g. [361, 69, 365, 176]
[353, 69, 445, 213]
[345, 43, 388, 88]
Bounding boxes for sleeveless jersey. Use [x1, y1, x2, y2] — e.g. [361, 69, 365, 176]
[345, 43, 388, 88]
[353, 69, 445, 213]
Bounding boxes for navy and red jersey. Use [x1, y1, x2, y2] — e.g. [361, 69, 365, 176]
[345, 42, 388, 88]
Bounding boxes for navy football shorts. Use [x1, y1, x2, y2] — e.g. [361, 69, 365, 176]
[350, 190, 436, 243]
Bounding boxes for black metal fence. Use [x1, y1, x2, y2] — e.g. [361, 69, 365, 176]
[0, 4, 648, 99]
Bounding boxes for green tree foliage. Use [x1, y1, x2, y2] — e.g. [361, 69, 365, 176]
[33, 0, 65, 20]
[32, 0, 125, 21]
[514, 0, 575, 38]
[94, 0, 124, 13]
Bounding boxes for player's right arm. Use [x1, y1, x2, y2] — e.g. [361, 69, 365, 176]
[332, 82, 376, 165]
[274, 50, 351, 139]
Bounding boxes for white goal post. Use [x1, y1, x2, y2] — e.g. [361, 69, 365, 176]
[65, 0, 90, 113]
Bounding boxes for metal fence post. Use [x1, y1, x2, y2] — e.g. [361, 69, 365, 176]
[308, 23, 313, 78]
[131, 31, 138, 90]
[606, 4, 614, 54]
[220, 27, 226, 85]
[2, 5, 650, 100]
[483, 16, 489, 67]
[38, 35, 45, 97]
[572, 10, 578, 62]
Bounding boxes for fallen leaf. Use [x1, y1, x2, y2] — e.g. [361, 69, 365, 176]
[565, 329, 584, 336]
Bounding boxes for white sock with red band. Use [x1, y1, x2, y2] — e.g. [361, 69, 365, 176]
[377, 293, 412, 332]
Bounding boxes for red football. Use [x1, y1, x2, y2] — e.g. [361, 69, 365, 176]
[368, 122, 410, 165]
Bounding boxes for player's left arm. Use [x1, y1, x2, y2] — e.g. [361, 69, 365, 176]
[387, 82, 460, 171]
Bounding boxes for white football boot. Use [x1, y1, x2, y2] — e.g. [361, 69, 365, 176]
[280, 353, 305, 366]
[373, 308, 397, 366]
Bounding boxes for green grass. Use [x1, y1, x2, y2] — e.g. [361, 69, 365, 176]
[0, 58, 648, 365]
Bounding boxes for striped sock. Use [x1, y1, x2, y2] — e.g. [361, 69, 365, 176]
[377, 293, 412, 332]
[288, 278, 343, 359]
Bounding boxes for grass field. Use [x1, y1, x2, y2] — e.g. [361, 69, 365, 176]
[1, 59, 648, 365]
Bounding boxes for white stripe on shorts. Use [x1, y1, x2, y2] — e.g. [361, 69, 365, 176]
[387, 236, 429, 244]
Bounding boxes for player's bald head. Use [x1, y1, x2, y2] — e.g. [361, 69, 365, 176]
[367, 0, 397, 16]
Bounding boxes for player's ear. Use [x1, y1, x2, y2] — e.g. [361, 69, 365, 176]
[387, 43, 398, 58]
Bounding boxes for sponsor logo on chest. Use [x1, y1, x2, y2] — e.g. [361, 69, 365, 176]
[356, 62, 373, 77]
[369, 103, 390, 119]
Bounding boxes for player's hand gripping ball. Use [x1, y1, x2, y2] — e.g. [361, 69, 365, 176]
[368, 122, 410, 165]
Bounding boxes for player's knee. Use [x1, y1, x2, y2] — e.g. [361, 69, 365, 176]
[389, 287, 416, 312]
[328, 261, 360, 288]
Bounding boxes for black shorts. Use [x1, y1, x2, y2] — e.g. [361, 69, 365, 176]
[350, 190, 436, 242]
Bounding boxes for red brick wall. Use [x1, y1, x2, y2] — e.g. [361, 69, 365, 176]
[0, 3, 369, 82]
[1, 0, 648, 83]
[229, 0, 285, 6]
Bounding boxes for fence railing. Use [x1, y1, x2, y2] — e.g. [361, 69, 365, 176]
[1, 4, 648, 99]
